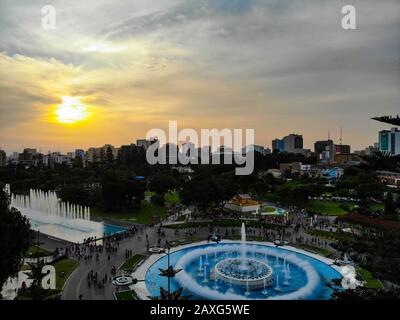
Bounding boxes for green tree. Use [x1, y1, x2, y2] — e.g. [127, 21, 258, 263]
[24, 260, 46, 289]
[101, 170, 145, 211]
[384, 192, 396, 215]
[0, 185, 31, 295]
[151, 194, 165, 207]
[149, 171, 178, 195]
[106, 146, 114, 166]
[59, 184, 91, 206]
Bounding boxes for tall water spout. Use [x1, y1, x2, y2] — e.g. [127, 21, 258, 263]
[261, 277, 269, 296]
[6, 184, 91, 222]
[245, 279, 250, 296]
[241, 222, 246, 259]
[203, 265, 208, 283]
[198, 256, 204, 276]
[275, 274, 281, 292]
[3, 184, 102, 243]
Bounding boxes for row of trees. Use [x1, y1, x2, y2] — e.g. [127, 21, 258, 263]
[0, 185, 31, 296]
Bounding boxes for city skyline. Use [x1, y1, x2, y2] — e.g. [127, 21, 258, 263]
[1, 0, 399, 153]
[0, 124, 390, 156]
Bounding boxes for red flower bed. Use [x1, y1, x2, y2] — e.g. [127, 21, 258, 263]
[337, 214, 400, 231]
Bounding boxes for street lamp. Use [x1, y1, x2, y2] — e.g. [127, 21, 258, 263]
[34, 223, 40, 263]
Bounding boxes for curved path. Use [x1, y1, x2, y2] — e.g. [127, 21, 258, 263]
[36, 215, 339, 300]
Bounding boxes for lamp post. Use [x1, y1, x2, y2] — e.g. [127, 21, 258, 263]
[166, 241, 171, 294]
[34, 223, 40, 263]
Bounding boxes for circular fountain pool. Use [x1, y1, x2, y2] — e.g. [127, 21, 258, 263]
[214, 257, 273, 290]
[143, 242, 343, 300]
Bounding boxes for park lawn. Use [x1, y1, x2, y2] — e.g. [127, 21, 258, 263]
[306, 229, 355, 241]
[356, 267, 383, 289]
[115, 290, 138, 300]
[263, 192, 277, 202]
[91, 201, 167, 224]
[165, 220, 263, 229]
[369, 203, 384, 212]
[145, 191, 156, 197]
[263, 206, 276, 213]
[52, 259, 79, 290]
[165, 191, 181, 205]
[293, 244, 332, 257]
[169, 236, 202, 247]
[306, 200, 356, 216]
[26, 245, 52, 258]
[120, 254, 146, 271]
[132, 201, 167, 224]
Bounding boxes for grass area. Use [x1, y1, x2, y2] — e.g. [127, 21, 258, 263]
[120, 254, 146, 271]
[52, 259, 79, 290]
[306, 200, 356, 216]
[26, 246, 52, 258]
[370, 203, 384, 212]
[307, 229, 355, 241]
[164, 220, 280, 229]
[165, 191, 181, 205]
[145, 191, 156, 197]
[262, 206, 276, 213]
[293, 244, 332, 257]
[169, 236, 202, 247]
[115, 290, 138, 300]
[91, 201, 167, 224]
[264, 193, 277, 202]
[337, 214, 400, 231]
[356, 267, 383, 289]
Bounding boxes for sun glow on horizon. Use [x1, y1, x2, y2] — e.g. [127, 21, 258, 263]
[55, 96, 89, 124]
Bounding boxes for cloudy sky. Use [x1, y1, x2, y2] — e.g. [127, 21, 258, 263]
[0, 0, 399, 153]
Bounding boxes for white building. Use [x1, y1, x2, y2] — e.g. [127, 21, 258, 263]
[379, 128, 400, 155]
[224, 194, 261, 214]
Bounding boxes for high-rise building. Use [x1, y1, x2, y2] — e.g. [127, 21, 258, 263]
[43, 152, 72, 167]
[75, 149, 85, 158]
[87, 145, 118, 163]
[87, 147, 100, 163]
[18, 148, 40, 166]
[314, 140, 335, 163]
[0, 149, 6, 166]
[283, 134, 304, 154]
[379, 128, 400, 155]
[363, 143, 379, 156]
[272, 139, 285, 152]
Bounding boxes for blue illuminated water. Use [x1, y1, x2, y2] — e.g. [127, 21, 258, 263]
[145, 243, 342, 300]
[104, 224, 127, 235]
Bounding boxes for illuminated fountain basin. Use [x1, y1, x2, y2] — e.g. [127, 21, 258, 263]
[214, 257, 273, 290]
[144, 243, 343, 300]
[4, 185, 126, 243]
[143, 223, 342, 300]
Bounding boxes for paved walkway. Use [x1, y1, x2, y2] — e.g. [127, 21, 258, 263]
[33, 213, 340, 300]
[59, 226, 213, 300]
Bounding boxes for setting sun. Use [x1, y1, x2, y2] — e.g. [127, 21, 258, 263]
[55, 96, 88, 124]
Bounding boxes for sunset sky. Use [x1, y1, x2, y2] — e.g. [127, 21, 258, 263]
[0, 0, 399, 153]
